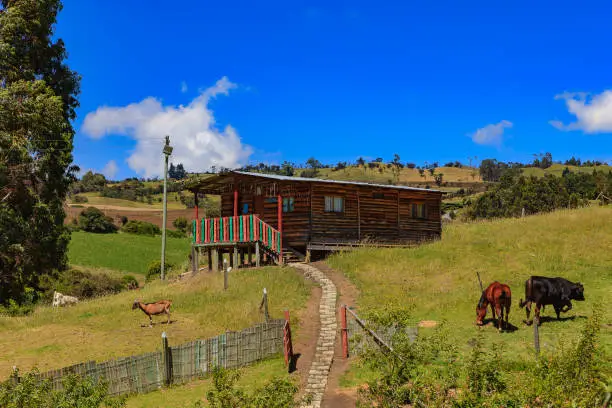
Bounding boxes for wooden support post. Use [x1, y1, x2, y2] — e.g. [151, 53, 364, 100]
[229, 248, 234, 268]
[233, 246, 239, 269]
[234, 187, 239, 217]
[240, 250, 245, 266]
[305, 249, 311, 263]
[191, 246, 197, 274]
[207, 248, 212, 271]
[255, 241, 260, 267]
[248, 246, 252, 266]
[211, 248, 218, 272]
[161, 332, 171, 386]
[341, 305, 349, 358]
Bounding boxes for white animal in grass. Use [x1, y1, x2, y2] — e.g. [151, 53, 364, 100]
[52, 291, 79, 307]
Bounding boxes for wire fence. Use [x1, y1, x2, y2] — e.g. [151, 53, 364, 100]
[13, 319, 285, 397]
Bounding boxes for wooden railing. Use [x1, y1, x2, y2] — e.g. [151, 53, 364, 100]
[192, 215, 281, 255]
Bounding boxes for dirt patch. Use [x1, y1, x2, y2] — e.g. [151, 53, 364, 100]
[291, 272, 322, 392]
[312, 261, 360, 408]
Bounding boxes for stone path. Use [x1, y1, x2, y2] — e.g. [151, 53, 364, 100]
[291, 263, 338, 408]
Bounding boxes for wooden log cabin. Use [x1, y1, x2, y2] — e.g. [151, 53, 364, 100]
[185, 171, 443, 271]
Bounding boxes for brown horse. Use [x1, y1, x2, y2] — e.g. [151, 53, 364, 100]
[476, 281, 512, 331]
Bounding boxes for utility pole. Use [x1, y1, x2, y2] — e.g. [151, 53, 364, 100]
[161, 135, 173, 280]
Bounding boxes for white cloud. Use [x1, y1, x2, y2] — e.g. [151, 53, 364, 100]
[102, 160, 119, 179]
[180, 81, 188, 93]
[470, 120, 512, 146]
[81, 77, 252, 178]
[550, 90, 612, 133]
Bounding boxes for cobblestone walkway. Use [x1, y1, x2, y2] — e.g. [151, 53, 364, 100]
[291, 263, 338, 408]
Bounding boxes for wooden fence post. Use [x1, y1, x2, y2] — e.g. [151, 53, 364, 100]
[533, 317, 540, 355]
[255, 242, 260, 267]
[341, 305, 349, 358]
[261, 288, 269, 322]
[283, 310, 293, 369]
[161, 332, 171, 386]
[224, 260, 230, 291]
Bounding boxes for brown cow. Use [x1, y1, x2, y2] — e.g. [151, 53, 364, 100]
[476, 281, 512, 332]
[132, 299, 172, 327]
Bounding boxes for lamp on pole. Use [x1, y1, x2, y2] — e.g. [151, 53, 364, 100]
[161, 135, 173, 280]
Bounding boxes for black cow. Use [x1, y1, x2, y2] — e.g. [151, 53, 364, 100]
[518, 276, 585, 326]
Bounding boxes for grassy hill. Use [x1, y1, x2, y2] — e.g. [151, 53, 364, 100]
[328, 206, 612, 383]
[521, 163, 612, 177]
[0, 263, 310, 379]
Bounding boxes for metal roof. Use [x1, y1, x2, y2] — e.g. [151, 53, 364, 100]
[232, 171, 443, 193]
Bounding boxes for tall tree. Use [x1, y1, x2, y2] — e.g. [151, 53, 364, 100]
[0, 0, 80, 305]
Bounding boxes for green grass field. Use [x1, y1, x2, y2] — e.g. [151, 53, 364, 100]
[328, 206, 612, 385]
[521, 163, 612, 177]
[125, 358, 289, 408]
[70, 192, 187, 210]
[0, 265, 311, 379]
[68, 231, 192, 275]
[316, 165, 481, 185]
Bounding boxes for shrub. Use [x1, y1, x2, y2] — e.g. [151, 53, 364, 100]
[122, 275, 139, 290]
[120, 215, 128, 226]
[39, 269, 124, 301]
[78, 207, 118, 233]
[197, 366, 298, 408]
[72, 194, 89, 203]
[0, 369, 126, 408]
[146, 260, 173, 282]
[173, 216, 189, 232]
[121, 220, 160, 236]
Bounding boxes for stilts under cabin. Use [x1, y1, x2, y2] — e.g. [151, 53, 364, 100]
[184, 171, 443, 271]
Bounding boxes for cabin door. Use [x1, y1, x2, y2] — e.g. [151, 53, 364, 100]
[254, 195, 264, 217]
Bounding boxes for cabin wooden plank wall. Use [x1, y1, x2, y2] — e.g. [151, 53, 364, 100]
[216, 174, 442, 249]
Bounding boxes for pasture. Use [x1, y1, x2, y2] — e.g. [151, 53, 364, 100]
[68, 231, 191, 275]
[317, 165, 481, 185]
[125, 358, 289, 408]
[328, 206, 612, 383]
[0, 266, 311, 379]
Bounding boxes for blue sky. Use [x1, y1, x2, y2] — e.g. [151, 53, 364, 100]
[57, 0, 612, 179]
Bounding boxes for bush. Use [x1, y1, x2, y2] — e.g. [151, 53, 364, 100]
[72, 194, 88, 203]
[121, 220, 160, 236]
[120, 215, 128, 226]
[0, 369, 126, 408]
[146, 260, 173, 282]
[173, 216, 189, 232]
[78, 207, 118, 233]
[122, 275, 139, 290]
[39, 269, 125, 301]
[0, 287, 38, 316]
[197, 366, 298, 408]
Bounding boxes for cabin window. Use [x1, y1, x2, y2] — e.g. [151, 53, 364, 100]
[325, 196, 344, 213]
[412, 203, 427, 219]
[373, 193, 385, 199]
[282, 197, 295, 213]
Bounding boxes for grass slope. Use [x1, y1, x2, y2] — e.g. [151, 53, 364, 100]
[125, 358, 288, 408]
[317, 165, 481, 185]
[70, 192, 187, 210]
[328, 206, 612, 373]
[0, 267, 311, 379]
[68, 231, 191, 275]
[521, 163, 612, 177]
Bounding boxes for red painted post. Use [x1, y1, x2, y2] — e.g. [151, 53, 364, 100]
[277, 194, 283, 262]
[194, 192, 200, 243]
[234, 188, 238, 217]
[341, 305, 349, 358]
